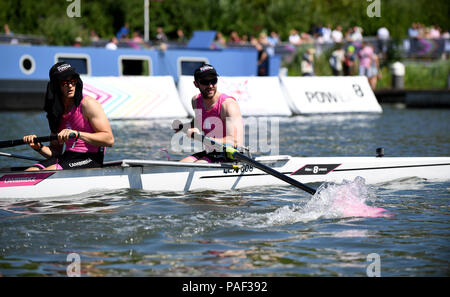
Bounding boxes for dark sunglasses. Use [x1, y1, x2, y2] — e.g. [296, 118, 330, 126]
[59, 78, 78, 86]
[198, 77, 218, 86]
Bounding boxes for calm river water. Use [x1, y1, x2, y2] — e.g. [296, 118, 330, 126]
[0, 104, 449, 278]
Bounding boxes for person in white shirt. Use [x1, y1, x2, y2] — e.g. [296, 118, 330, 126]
[377, 27, 390, 57]
[322, 25, 333, 43]
[288, 29, 302, 46]
[377, 27, 390, 40]
[351, 26, 363, 42]
[331, 25, 343, 43]
[105, 37, 118, 50]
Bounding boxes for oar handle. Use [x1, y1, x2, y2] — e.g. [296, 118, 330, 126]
[0, 133, 76, 149]
[173, 119, 249, 154]
[190, 131, 317, 195]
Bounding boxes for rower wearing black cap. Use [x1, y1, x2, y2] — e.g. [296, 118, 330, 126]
[22, 62, 114, 170]
[174, 63, 243, 163]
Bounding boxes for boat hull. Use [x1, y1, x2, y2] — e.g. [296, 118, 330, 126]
[0, 156, 449, 199]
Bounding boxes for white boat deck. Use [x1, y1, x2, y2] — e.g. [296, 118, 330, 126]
[0, 156, 449, 199]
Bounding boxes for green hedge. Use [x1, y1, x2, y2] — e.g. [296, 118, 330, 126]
[378, 60, 450, 90]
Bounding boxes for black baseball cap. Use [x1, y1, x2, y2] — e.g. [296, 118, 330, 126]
[194, 64, 218, 81]
[49, 62, 80, 81]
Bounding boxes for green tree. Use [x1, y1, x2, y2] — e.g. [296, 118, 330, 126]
[0, 0, 448, 45]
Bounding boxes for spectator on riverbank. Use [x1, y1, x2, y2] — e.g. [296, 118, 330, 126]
[176, 28, 187, 43]
[3, 23, 18, 44]
[251, 36, 269, 76]
[130, 31, 147, 49]
[368, 52, 381, 90]
[301, 48, 315, 76]
[89, 30, 100, 43]
[132, 31, 144, 43]
[301, 32, 314, 44]
[116, 23, 130, 40]
[331, 25, 344, 43]
[442, 30, 450, 39]
[322, 24, 333, 43]
[329, 45, 345, 76]
[288, 29, 302, 46]
[343, 45, 357, 76]
[155, 26, 168, 44]
[346, 26, 363, 42]
[258, 32, 275, 56]
[377, 26, 390, 59]
[267, 31, 280, 47]
[358, 43, 380, 90]
[211, 32, 227, 49]
[73, 36, 82, 47]
[3, 23, 13, 35]
[429, 25, 441, 39]
[229, 31, 242, 44]
[358, 42, 373, 77]
[408, 23, 419, 39]
[105, 37, 118, 50]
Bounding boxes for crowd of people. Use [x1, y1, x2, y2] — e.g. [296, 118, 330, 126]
[3, 22, 448, 89]
[102, 24, 177, 51]
[408, 23, 450, 39]
[213, 25, 383, 88]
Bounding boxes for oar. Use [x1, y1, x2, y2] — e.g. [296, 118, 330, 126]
[0, 133, 76, 149]
[190, 131, 317, 195]
[0, 151, 43, 161]
[0, 135, 57, 149]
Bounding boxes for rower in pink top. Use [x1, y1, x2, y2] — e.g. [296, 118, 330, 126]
[194, 93, 236, 140]
[59, 96, 99, 153]
[175, 64, 243, 163]
[22, 62, 114, 170]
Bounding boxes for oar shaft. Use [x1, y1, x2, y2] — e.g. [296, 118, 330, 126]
[0, 136, 57, 149]
[233, 152, 317, 195]
[0, 133, 76, 149]
[0, 152, 42, 161]
[190, 132, 317, 195]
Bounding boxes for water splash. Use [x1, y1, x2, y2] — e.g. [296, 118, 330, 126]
[307, 176, 391, 218]
[263, 176, 391, 225]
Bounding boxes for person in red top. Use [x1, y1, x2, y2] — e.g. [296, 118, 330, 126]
[22, 62, 114, 171]
[175, 64, 243, 163]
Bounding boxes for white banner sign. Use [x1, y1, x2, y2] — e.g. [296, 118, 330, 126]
[82, 76, 188, 119]
[280, 76, 382, 114]
[178, 76, 292, 117]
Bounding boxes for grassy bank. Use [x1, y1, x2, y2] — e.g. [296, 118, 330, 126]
[377, 60, 449, 90]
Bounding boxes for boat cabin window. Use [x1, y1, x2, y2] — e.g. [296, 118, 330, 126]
[19, 54, 36, 75]
[119, 56, 152, 76]
[55, 54, 90, 75]
[178, 58, 209, 76]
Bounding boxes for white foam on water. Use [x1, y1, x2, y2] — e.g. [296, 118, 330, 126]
[247, 177, 390, 227]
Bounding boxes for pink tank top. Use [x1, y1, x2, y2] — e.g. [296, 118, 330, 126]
[359, 46, 373, 68]
[58, 96, 98, 153]
[194, 93, 236, 139]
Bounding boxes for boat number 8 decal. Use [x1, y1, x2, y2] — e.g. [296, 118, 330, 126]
[352, 84, 364, 97]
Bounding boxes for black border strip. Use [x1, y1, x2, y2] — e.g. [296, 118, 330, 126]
[333, 163, 450, 172]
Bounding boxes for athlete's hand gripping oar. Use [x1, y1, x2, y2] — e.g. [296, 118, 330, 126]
[0, 133, 77, 149]
[185, 129, 317, 195]
[0, 135, 57, 149]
